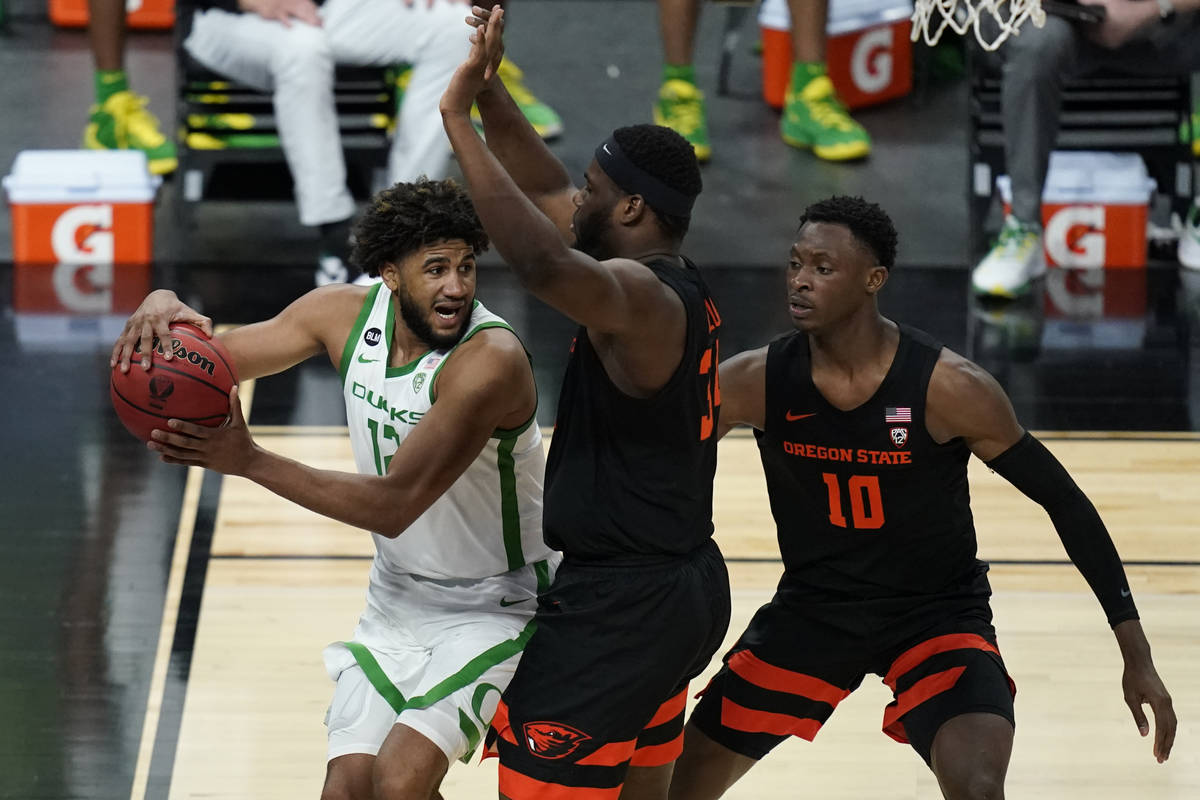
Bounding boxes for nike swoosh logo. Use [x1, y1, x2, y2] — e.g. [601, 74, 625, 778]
[499, 596, 531, 607]
[785, 411, 817, 421]
[357, 354, 379, 363]
[602, 143, 612, 155]
[1120, 588, 1131, 598]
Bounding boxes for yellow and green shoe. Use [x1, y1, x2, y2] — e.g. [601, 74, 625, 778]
[653, 79, 711, 163]
[780, 75, 870, 162]
[83, 90, 177, 175]
[466, 58, 563, 140]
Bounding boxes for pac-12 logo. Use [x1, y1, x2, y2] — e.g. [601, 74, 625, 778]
[851, 28, 894, 94]
[522, 721, 592, 759]
[51, 204, 114, 264]
[364, 327, 382, 346]
[890, 427, 908, 448]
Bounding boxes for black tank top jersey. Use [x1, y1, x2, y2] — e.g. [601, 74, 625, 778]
[756, 324, 990, 605]
[543, 257, 721, 560]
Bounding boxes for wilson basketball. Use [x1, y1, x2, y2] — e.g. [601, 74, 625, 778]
[110, 322, 239, 443]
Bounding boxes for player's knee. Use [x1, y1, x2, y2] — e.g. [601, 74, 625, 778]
[937, 764, 1005, 800]
[371, 766, 437, 800]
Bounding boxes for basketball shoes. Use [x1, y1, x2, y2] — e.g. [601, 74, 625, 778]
[83, 91, 177, 176]
[655, 78, 711, 163]
[780, 73, 870, 161]
[463, 59, 563, 140]
[971, 215, 1046, 298]
[1179, 203, 1200, 271]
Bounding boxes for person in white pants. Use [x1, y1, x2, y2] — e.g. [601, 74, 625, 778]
[183, 0, 472, 284]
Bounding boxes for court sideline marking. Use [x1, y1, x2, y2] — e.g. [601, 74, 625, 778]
[129, 376, 256, 800]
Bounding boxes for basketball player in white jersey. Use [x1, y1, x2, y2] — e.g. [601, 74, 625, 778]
[110, 178, 559, 800]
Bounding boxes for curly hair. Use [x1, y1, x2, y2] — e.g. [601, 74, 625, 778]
[611, 124, 703, 240]
[351, 178, 489, 277]
[797, 195, 898, 269]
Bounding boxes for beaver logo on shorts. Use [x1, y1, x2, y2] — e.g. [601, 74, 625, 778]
[522, 721, 591, 759]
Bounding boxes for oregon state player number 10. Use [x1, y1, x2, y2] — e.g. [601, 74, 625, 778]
[822, 473, 885, 529]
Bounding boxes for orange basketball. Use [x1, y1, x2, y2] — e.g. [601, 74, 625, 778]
[110, 322, 238, 443]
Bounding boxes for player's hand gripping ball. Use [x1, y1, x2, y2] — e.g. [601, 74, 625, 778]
[110, 322, 238, 443]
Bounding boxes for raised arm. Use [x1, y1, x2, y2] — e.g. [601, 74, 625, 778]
[715, 346, 768, 438]
[439, 10, 683, 339]
[148, 328, 536, 538]
[926, 349, 1175, 762]
[468, 5, 575, 239]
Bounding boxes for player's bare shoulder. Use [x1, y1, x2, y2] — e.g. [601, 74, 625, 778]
[926, 347, 1019, 445]
[433, 325, 536, 428]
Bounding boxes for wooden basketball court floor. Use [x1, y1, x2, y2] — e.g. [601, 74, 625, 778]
[131, 377, 1200, 799]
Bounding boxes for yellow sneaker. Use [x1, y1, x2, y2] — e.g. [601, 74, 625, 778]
[469, 58, 563, 140]
[653, 79, 712, 163]
[84, 90, 177, 175]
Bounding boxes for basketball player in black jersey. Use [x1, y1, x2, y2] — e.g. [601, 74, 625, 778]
[440, 8, 730, 800]
[668, 196, 1176, 799]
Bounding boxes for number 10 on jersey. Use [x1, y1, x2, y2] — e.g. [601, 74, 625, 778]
[822, 472, 885, 529]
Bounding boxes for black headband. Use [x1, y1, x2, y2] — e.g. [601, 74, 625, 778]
[594, 135, 697, 219]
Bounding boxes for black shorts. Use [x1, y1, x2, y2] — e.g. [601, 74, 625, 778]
[689, 594, 1016, 766]
[490, 538, 731, 799]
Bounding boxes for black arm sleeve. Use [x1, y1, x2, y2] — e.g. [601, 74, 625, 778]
[986, 432, 1138, 627]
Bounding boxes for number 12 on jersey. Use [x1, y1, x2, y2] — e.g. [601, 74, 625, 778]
[821, 473, 885, 529]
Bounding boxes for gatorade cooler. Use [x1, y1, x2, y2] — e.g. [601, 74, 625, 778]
[759, 0, 913, 110]
[4, 150, 161, 266]
[49, 0, 174, 29]
[998, 151, 1156, 269]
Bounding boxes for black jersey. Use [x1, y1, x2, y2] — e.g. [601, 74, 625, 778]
[543, 257, 721, 560]
[756, 324, 990, 606]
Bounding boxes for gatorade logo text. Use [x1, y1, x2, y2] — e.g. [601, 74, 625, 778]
[51, 204, 115, 264]
[850, 28, 893, 94]
[1045, 205, 1105, 268]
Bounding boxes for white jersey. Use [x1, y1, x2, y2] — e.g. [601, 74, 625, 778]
[340, 284, 553, 582]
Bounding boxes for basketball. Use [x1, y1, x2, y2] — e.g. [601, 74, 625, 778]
[110, 322, 239, 443]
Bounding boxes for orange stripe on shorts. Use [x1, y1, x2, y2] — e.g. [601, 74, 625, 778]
[644, 688, 688, 728]
[881, 666, 967, 742]
[629, 730, 684, 767]
[720, 696, 824, 740]
[883, 633, 999, 690]
[728, 650, 851, 706]
[498, 764, 622, 800]
[574, 737, 637, 767]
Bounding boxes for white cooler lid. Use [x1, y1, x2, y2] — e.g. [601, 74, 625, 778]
[998, 151, 1156, 205]
[760, 0, 914, 35]
[3, 150, 161, 204]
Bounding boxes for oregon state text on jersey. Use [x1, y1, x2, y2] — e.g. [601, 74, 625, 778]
[757, 324, 987, 603]
[542, 257, 721, 559]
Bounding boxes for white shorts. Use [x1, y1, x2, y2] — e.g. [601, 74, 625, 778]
[323, 561, 551, 764]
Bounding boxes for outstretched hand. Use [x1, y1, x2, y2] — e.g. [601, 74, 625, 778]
[148, 385, 256, 476]
[439, 4, 506, 116]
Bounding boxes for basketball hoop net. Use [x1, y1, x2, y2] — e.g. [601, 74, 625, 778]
[910, 0, 1046, 51]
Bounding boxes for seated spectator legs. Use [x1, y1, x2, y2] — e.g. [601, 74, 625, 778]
[317, 0, 470, 186]
[973, 7, 1200, 296]
[654, 0, 711, 161]
[778, 0, 870, 161]
[184, 6, 357, 285]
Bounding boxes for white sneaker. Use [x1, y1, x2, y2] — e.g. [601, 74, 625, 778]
[971, 215, 1046, 298]
[315, 254, 349, 287]
[1179, 204, 1200, 271]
